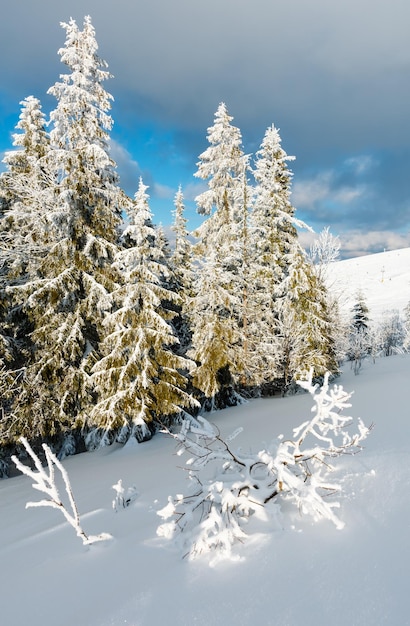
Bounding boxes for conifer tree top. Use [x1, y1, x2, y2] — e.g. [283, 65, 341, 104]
[194, 102, 244, 216]
[48, 16, 114, 152]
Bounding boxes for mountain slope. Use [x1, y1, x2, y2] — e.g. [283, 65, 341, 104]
[329, 246, 410, 322]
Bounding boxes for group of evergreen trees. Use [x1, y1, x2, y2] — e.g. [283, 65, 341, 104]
[0, 16, 338, 467]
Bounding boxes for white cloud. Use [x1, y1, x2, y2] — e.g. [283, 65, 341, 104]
[109, 139, 141, 193]
[110, 140, 175, 201]
[344, 155, 376, 175]
[292, 172, 333, 206]
[339, 230, 410, 258]
[299, 227, 410, 259]
[109, 139, 140, 172]
[292, 169, 366, 210]
[180, 181, 207, 203]
[152, 182, 175, 200]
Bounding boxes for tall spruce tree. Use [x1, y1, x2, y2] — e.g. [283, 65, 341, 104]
[248, 125, 299, 389]
[0, 96, 53, 426]
[0, 17, 123, 451]
[171, 186, 193, 297]
[0, 96, 52, 369]
[347, 292, 372, 372]
[170, 186, 194, 354]
[252, 124, 336, 391]
[252, 125, 299, 284]
[251, 125, 313, 293]
[309, 227, 345, 365]
[88, 179, 198, 446]
[279, 246, 338, 389]
[0, 96, 52, 285]
[189, 104, 248, 405]
[250, 125, 303, 391]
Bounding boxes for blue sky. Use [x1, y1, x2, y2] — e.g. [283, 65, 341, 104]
[1, 0, 409, 257]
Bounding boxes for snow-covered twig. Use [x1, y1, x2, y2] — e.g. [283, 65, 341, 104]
[157, 372, 371, 562]
[12, 437, 111, 545]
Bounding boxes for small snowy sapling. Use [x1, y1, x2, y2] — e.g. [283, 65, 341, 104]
[157, 371, 371, 562]
[12, 437, 111, 545]
[112, 479, 139, 512]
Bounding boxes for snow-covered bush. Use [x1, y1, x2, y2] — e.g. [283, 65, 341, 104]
[112, 479, 139, 512]
[348, 328, 372, 374]
[374, 309, 405, 357]
[12, 437, 111, 545]
[157, 371, 370, 563]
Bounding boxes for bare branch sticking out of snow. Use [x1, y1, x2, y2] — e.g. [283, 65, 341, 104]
[157, 371, 371, 563]
[12, 437, 111, 546]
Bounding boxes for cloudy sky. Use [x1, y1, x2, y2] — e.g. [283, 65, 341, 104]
[1, 0, 409, 257]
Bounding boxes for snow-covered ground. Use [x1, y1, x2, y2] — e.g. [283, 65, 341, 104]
[1, 248, 410, 626]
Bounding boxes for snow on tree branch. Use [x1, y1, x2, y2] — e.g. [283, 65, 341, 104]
[157, 372, 371, 564]
[12, 437, 111, 545]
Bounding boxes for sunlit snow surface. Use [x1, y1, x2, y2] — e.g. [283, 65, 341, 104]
[329, 246, 410, 322]
[1, 249, 410, 626]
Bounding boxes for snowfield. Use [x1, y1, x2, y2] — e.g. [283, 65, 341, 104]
[1, 247, 410, 626]
[329, 246, 410, 322]
[1, 353, 409, 626]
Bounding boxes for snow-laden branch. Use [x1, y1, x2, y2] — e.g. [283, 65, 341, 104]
[12, 437, 111, 545]
[157, 371, 371, 563]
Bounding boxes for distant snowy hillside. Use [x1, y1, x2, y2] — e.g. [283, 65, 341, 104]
[329, 247, 410, 322]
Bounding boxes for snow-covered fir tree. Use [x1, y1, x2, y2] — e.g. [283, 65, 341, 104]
[0, 96, 54, 412]
[230, 155, 267, 389]
[171, 186, 193, 297]
[0, 95, 50, 204]
[47, 15, 122, 241]
[351, 292, 370, 334]
[170, 186, 194, 354]
[251, 124, 337, 391]
[88, 178, 198, 446]
[279, 246, 338, 389]
[189, 104, 249, 405]
[0, 96, 52, 285]
[249, 124, 300, 389]
[194, 102, 244, 217]
[251, 124, 301, 289]
[347, 293, 372, 372]
[251, 124, 311, 288]
[308, 227, 345, 365]
[0, 17, 124, 451]
[0, 96, 50, 200]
